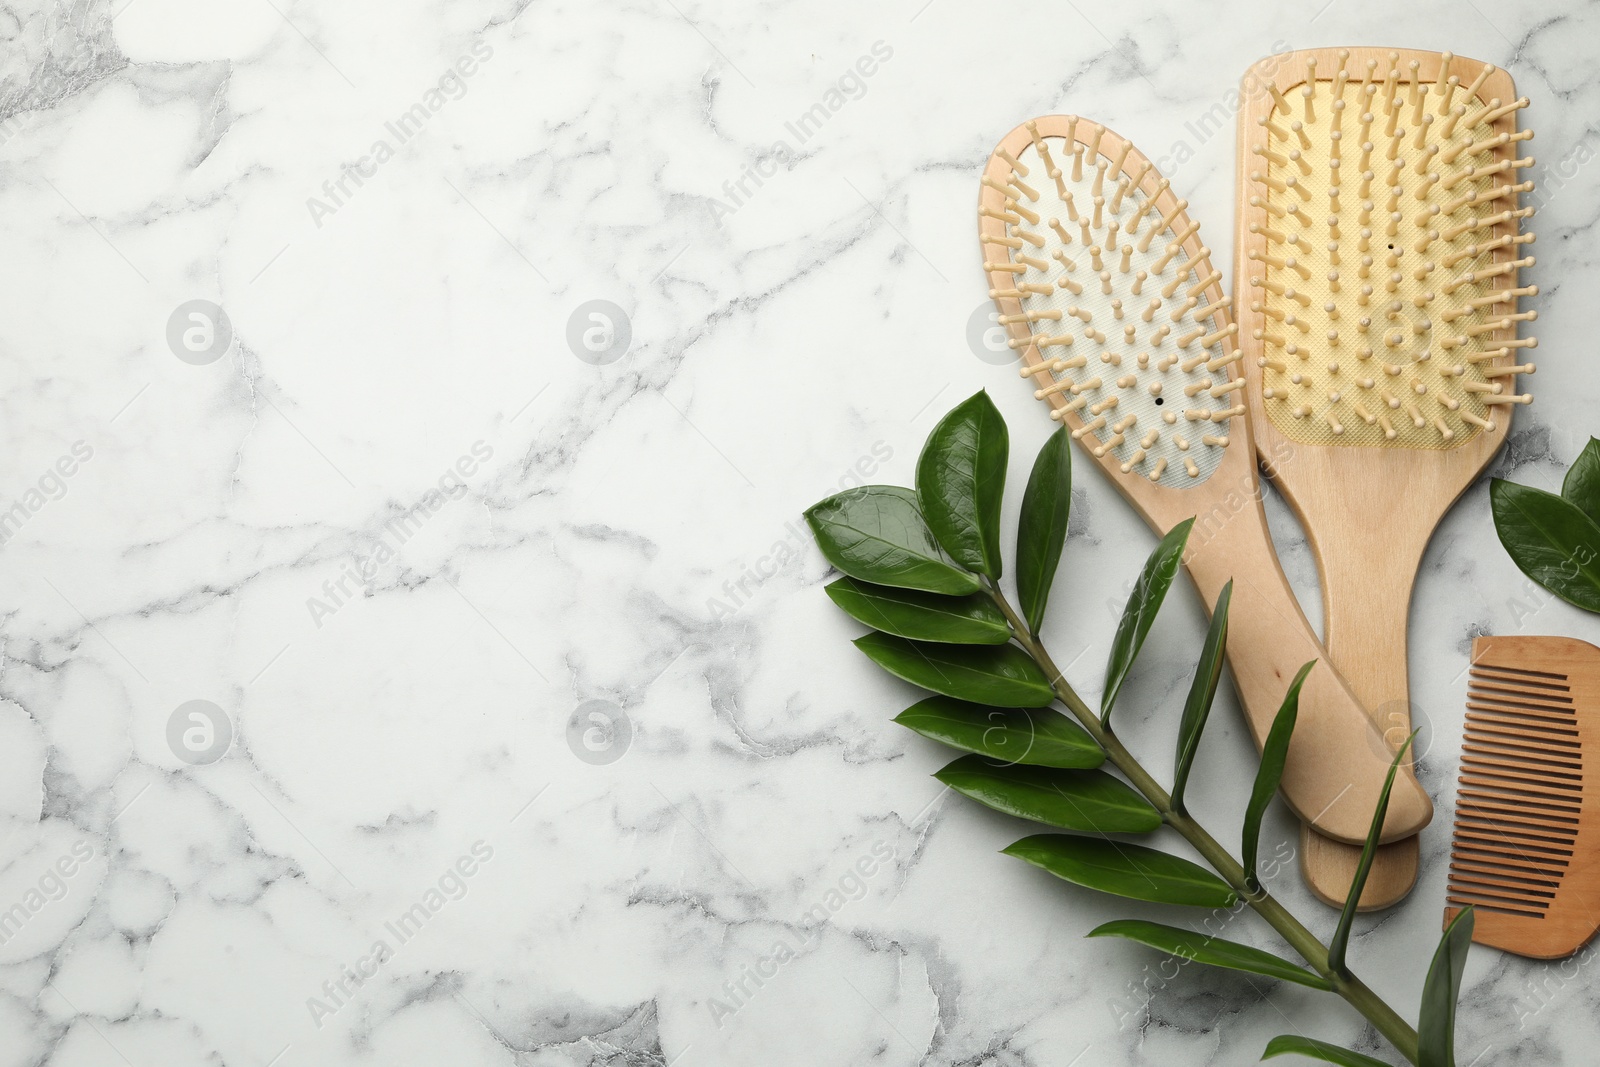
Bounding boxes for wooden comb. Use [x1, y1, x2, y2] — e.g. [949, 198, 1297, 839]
[1445, 635, 1600, 959]
[1234, 48, 1537, 909]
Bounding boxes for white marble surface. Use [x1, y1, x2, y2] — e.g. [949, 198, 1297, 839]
[2, 1, 1599, 1064]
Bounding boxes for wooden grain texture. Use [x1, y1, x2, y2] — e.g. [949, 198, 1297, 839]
[982, 117, 1432, 847]
[1233, 48, 1525, 908]
[1443, 636, 1600, 958]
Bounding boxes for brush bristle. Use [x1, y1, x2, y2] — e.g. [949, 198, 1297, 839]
[983, 120, 1240, 488]
[1245, 50, 1537, 448]
[1447, 663, 1580, 918]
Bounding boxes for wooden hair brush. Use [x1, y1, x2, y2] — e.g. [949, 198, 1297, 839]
[1446, 636, 1598, 959]
[1235, 49, 1536, 909]
[980, 116, 1432, 849]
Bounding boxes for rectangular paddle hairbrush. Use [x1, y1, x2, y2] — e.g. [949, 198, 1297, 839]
[1446, 636, 1600, 958]
[1235, 49, 1536, 908]
[981, 116, 1432, 851]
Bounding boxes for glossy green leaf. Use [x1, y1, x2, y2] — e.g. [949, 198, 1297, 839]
[1172, 581, 1232, 811]
[1329, 732, 1415, 976]
[805, 485, 981, 595]
[1418, 907, 1475, 1067]
[916, 391, 1009, 578]
[894, 698, 1102, 768]
[1262, 1036, 1395, 1066]
[1090, 920, 1332, 991]
[853, 633, 1054, 707]
[1006, 835, 1236, 908]
[825, 577, 1010, 644]
[1489, 478, 1600, 614]
[1102, 518, 1194, 724]
[1016, 427, 1072, 634]
[935, 755, 1161, 833]
[1562, 437, 1600, 528]
[1242, 661, 1315, 891]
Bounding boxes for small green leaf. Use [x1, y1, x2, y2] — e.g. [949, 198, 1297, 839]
[1016, 427, 1072, 634]
[853, 633, 1055, 707]
[1262, 1035, 1396, 1066]
[894, 698, 1102, 768]
[1562, 438, 1600, 528]
[916, 391, 1009, 578]
[1418, 907, 1475, 1067]
[805, 485, 981, 595]
[936, 756, 1161, 833]
[825, 577, 1010, 644]
[1329, 732, 1416, 976]
[1102, 518, 1194, 724]
[1489, 478, 1600, 614]
[1172, 581, 1232, 811]
[1090, 920, 1332, 991]
[1006, 835, 1236, 908]
[1242, 661, 1315, 891]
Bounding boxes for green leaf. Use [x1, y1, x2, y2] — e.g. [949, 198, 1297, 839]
[1006, 835, 1236, 908]
[1418, 907, 1475, 1067]
[1262, 1036, 1395, 1066]
[1016, 427, 1072, 634]
[825, 577, 1010, 644]
[1090, 920, 1332, 991]
[1242, 661, 1315, 891]
[936, 755, 1161, 833]
[1562, 437, 1600, 528]
[853, 633, 1055, 707]
[1329, 732, 1416, 976]
[1489, 478, 1600, 614]
[894, 698, 1102, 768]
[805, 485, 981, 595]
[1172, 581, 1232, 811]
[916, 391, 1009, 579]
[1102, 518, 1194, 724]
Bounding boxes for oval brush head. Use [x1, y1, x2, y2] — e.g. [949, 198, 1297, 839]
[983, 117, 1243, 486]
[1245, 49, 1537, 447]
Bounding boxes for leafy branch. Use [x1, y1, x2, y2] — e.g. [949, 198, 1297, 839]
[804, 391, 1475, 1066]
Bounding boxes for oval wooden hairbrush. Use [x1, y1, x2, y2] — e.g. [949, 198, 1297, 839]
[979, 116, 1432, 848]
[1234, 48, 1537, 908]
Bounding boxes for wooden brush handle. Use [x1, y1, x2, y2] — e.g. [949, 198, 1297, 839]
[1181, 497, 1433, 846]
[1299, 513, 1434, 907]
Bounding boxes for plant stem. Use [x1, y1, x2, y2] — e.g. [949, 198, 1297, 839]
[987, 584, 1420, 1065]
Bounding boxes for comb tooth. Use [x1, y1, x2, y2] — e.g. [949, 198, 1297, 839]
[1451, 845, 1571, 879]
[1457, 786, 1581, 816]
[1470, 658, 1567, 680]
[1458, 754, 1583, 796]
[1462, 731, 1580, 765]
[1448, 881, 1557, 910]
[1465, 694, 1580, 726]
[1470, 675, 1574, 700]
[1454, 804, 1580, 836]
[1446, 897, 1547, 919]
[1448, 871, 1559, 903]
[1465, 686, 1577, 713]
[1453, 846, 1571, 878]
[1461, 739, 1582, 772]
[1448, 858, 1563, 891]
[1454, 829, 1575, 861]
